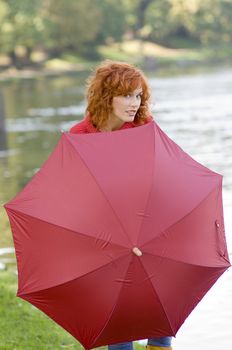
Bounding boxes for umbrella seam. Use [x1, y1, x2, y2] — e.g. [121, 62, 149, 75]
[136, 124, 155, 246]
[17, 252, 132, 296]
[144, 251, 230, 269]
[65, 134, 133, 246]
[137, 256, 175, 335]
[141, 183, 223, 249]
[6, 208, 128, 251]
[155, 123, 222, 177]
[90, 254, 133, 347]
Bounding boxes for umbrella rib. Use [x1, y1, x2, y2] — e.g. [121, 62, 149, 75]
[66, 135, 133, 246]
[137, 256, 175, 335]
[18, 252, 132, 296]
[6, 208, 128, 250]
[141, 183, 222, 250]
[144, 251, 230, 269]
[90, 254, 133, 347]
[136, 127, 155, 245]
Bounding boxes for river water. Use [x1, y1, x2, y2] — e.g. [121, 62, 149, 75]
[0, 67, 231, 349]
[146, 68, 232, 349]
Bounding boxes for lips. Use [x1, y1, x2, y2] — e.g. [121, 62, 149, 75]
[127, 110, 137, 114]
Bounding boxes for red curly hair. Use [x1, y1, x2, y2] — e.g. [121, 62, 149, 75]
[85, 60, 151, 130]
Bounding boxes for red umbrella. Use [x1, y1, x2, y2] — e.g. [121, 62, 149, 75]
[5, 121, 230, 349]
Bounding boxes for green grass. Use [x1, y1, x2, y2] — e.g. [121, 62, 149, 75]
[97, 44, 141, 65]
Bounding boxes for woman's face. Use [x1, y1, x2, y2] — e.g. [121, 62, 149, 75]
[110, 87, 143, 126]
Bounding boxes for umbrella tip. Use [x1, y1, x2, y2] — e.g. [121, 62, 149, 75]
[132, 247, 143, 257]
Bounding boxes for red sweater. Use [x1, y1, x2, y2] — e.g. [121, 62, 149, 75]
[70, 114, 153, 134]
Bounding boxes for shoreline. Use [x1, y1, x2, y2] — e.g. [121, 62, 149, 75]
[1, 44, 232, 82]
[1, 60, 231, 83]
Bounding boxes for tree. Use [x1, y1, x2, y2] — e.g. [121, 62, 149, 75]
[94, 0, 128, 44]
[191, 0, 232, 45]
[0, 0, 44, 66]
[121, 0, 173, 43]
[136, 0, 173, 44]
[42, 0, 101, 57]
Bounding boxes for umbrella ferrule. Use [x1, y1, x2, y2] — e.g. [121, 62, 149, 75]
[132, 247, 142, 257]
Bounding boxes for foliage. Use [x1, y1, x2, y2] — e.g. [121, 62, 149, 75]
[144, 0, 174, 43]
[94, 0, 128, 44]
[0, 0, 43, 60]
[0, 0, 232, 66]
[190, 0, 232, 45]
[122, 0, 232, 47]
[42, 0, 101, 55]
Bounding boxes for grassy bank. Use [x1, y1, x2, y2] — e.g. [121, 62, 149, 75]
[97, 40, 232, 73]
[0, 40, 232, 82]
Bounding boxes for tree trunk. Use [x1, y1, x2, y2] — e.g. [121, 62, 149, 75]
[136, 0, 153, 34]
[25, 46, 33, 66]
[9, 50, 22, 69]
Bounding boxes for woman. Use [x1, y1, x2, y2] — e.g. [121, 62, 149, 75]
[70, 60, 173, 350]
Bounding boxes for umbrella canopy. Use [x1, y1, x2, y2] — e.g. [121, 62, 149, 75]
[5, 121, 230, 349]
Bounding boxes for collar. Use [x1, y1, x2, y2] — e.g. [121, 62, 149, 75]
[85, 114, 135, 132]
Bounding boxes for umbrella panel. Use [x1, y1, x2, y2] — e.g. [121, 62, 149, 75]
[20, 254, 174, 349]
[4, 122, 230, 349]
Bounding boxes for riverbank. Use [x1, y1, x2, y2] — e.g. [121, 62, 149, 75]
[0, 40, 232, 82]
